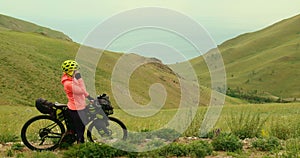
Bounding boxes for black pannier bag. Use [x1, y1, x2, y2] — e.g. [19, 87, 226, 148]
[97, 93, 113, 115]
[35, 98, 56, 116]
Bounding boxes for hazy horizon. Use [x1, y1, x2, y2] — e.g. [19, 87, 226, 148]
[0, 0, 299, 63]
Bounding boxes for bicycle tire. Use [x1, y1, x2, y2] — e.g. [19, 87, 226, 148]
[21, 115, 65, 151]
[87, 117, 127, 143]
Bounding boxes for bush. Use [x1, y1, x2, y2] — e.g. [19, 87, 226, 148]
[158, 143, 188, 157]
[251, 137, 281, 151]
[112, 141, 138, 157]
[188, 140, 213, 158]
[31, 151, 57, 158]
[143, 140, 212, 158]
[227, 111, 268, 139]
[212, 133, 243, 152]
[226, 88, 274, 103]
[63, 142, 139, 158]
[63, 141, 213, 158]
[63, 142, 118, 158]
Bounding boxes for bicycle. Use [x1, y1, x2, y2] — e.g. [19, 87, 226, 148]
[21, 94, 127, 151]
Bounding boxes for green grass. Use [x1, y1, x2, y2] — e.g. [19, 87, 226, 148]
[0, 105, 39, 143]
[1, 103, 300, 157]
[190, 14, 300, 99]
[112, 103, 300, 136]
[1, 102, 298, 143]
[0, 22, 245, 108]
[0, 14, 71, 41]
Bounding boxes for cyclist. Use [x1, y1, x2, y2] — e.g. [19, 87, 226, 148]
[61, 60, 94, 143]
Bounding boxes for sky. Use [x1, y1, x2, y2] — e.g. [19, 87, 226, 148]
[0, 0, 300, 62]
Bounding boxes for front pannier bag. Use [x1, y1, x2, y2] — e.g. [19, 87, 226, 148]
[97, 94, 113, 115]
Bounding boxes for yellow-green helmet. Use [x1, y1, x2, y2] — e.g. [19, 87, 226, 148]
[61, 60, 79, 75]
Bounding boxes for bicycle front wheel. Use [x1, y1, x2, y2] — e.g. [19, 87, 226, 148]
[21, 115, 65, 150]
[87, 117, 127, 143]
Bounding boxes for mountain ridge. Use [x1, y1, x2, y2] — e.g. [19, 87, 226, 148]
[0, 14, 72, 41]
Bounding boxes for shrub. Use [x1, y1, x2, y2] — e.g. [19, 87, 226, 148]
[31, 151, 57, 158]
[252, 137, 281, 151]
[158, 143, 188, 157]
[212, 133, 243, 152]
[226, 110, 268, 139]
[188, 140, 213, 158]
[63, 142, 140, 158]
[63, 142, 118, 158]
[142, 140, 212, 158]
[112, 141, 138, 157]
[226, 88, 274, 103]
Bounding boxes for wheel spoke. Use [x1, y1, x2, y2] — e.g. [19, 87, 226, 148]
[87, 117, 127, 144]
[21, 115, 65, 150]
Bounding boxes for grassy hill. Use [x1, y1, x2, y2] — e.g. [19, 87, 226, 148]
[191, 14, 300, 100]
[0, 14, 244, 107]
[0, 14, 72, 41]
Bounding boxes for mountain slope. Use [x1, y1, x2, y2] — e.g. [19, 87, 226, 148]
[0, 14, 246, 107]
[0, 22, 243, 107]
[191, 14, 300, 99]
[0, 14, 72, 41]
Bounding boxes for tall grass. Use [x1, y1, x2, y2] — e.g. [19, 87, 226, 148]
[226, 110, 269, 139]
[269, 116, 300, 140]
[284, 138, 300, 157]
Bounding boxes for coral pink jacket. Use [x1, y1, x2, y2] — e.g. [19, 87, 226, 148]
[61, 73, 89, 110]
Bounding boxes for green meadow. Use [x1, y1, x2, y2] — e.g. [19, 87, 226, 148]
[2, 103, 299, 138]
[1, 103, 300, 157]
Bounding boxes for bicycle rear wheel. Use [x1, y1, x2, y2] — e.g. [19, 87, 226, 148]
[87, 117, 127, 143]
[21, 115, 65, 150]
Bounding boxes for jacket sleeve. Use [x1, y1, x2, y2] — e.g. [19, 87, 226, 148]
[76, 78, 89, 97]
[64, 80, 89, 97]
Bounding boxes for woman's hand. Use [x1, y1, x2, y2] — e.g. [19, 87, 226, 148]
[87, 95, 94, 104]
[74, 70, 81, 79]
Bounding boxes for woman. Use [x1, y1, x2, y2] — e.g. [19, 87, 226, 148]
[61, 60, 94, 143]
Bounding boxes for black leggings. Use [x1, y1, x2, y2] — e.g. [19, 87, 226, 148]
[67, 108, 89, 143]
